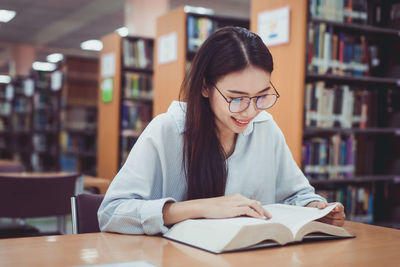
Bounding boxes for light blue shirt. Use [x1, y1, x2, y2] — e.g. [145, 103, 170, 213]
[98, 101, 326, 235]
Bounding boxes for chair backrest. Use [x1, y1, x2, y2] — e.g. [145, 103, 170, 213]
[0, 164, 25, 173]
[71, 193, 104, 234]
[0, 173, 80, 218]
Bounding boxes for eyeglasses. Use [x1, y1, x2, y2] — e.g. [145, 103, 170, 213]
[213, 82, 280, 113]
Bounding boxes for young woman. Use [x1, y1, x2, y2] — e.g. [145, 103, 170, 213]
[98, 27, 345, 235]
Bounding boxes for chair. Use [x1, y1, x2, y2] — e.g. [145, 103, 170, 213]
[0, 162, 25, 172]
[0, 172, 80, 238]
[71, 193, 104, 234]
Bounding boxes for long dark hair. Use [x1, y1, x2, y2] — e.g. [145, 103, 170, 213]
[180, 26, 274, 200]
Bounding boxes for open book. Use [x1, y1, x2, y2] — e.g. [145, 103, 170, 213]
[163, 203, 353, 253]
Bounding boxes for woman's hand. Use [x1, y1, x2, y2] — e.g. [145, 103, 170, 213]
[306, 201, 346, 227]
[163, 194, 271, 226]
[198, 194, 272, 219]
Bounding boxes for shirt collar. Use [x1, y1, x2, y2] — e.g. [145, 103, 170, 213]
[167, 101, 272, 136]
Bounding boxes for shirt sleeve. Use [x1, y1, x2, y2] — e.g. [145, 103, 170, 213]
[272, 121, 327, 206]
[97, 116, 176, 235]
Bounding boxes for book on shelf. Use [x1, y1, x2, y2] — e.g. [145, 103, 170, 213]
[163, 203, 352, 253]
[307, 22, 380, 77]
[124, 72, 153, 100]
[317, 186, 373, 223]
[59, 154, 78, 172]
[62, 107, 97, 131]
[303, 134, 356, 179]
[60, 131, 96, 155]
[122, 38, 153, 69]
[310, 0, 368, 25]
[121, 103, 152, 132]
[305, 82, 373, 129]
[187, 15, 218, 52]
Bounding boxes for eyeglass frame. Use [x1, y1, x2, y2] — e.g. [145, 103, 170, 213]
[212, 82, 280, 113]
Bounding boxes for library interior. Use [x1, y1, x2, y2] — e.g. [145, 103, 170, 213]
[0, 0, 400, 266]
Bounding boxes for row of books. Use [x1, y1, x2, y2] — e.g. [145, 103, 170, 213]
[310, 0, 368, 24]
[124, 73, 153, 100]
[33, 92, 58, 110]
[120, 136, 138, 166]
[317, 185, 373, 223]
[13, 98, 32, 113]
[12, 116, 30, 132]
[59, 154, 96, 175]
[33, 113, 57, 131]
[33, 71, 52, 90]
[303, 134, 356, 179]
[121, 103, 152, 131]
[32, 134, 58, 154]
[122, 39, 153, 69]
[59, 131, 96, 155]
[0, 102, 11, 116]
[305, 82, 372, 128]
[0, 119, 7, 132]
[31, 153, 58, 172]
[187, 16, 217, 52]
[60, 108, 97, 131]
[307, 22, 380, 76]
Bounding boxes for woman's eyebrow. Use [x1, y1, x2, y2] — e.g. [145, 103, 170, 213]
[227, 86, 271, 95]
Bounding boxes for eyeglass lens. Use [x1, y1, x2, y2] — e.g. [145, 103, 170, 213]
[230, 95, 277, 113]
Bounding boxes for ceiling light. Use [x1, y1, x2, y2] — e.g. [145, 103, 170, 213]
[0, 75, 11, 83]
[184, 6, 214, 15]
[0, 9, 16, 23]
[80, 40, 103, 51]
[46, 53, 64, 63]
[32, 62, 57, 72]
[116, 27, 129, 37]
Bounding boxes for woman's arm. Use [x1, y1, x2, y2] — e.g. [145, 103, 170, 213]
[163, 194, 272, 226]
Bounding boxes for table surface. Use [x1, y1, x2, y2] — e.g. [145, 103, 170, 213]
[0, 171, 79, 178]
[0, 160, 21, 167]
[0, 221, 399, 267]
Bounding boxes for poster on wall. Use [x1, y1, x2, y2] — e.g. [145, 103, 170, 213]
[157, 32, 177, 65]
[257, 6, 290, 47]
[101, 53, 116, 78]
[101, 77, 113, 103]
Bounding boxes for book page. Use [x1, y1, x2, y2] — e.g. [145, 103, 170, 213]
[262, 203, 338, 237]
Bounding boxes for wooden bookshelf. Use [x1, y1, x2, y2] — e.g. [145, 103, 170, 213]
[0, 83, 13, 159]
[97, 33, 154, 179]
[9, 77, 34, 170]
[251, 0, 400, 224]
[59, 56, 99, 176]
[153, 6, 249, 116]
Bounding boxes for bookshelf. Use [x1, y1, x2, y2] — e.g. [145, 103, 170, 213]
[97, 33, 154, 179]
[251, 0, 400, 225]
[0, 83, 13, 159]
[153, 6, 249, 116]
[10, 77, 34, 170]
[30, 71, 62, 172]
[59, 56, 99, 176]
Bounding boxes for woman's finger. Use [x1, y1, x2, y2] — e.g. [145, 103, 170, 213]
[325, 211, 346, 220]
[237, 206, 262, 218]
[317, 217, 344, 227]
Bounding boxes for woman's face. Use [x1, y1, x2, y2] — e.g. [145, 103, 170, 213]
[203, 65, 271, 138]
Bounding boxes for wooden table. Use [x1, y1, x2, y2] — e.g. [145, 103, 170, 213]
[0, 221, 399, 267]
[0, 160, 21, 167]
[0, 171, 79, 178]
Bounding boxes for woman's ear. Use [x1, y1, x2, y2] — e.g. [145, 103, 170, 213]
[201, 86, 209, 98]
[201, 81, 209, 98]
